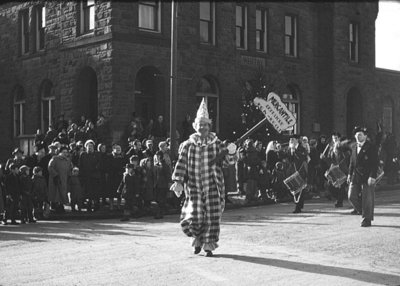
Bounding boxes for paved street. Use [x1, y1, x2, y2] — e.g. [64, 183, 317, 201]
[1, 189, 400, 286]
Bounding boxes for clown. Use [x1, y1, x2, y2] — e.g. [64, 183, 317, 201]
[170, 98, 236, 257]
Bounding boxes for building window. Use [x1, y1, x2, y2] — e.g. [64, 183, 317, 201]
[349, 22, 359, 62]
[40, 80, 55, 132]
[199, 1, 215, 45]
[236, 4, 247, 49]
[20, 9, 30, 55]
[138, 1, 160, 32]
[80, 0, 95, 34]
[13, 85, 25, 137]
[285, 15, 297, 57]
[196, 77, 219, 133]
[256, 8, 267, 52]
[282, 87, 300, 135]
[383, 98, 393, 134]
[35, 5, 46, 51]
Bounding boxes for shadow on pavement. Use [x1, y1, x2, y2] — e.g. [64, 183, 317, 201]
[0, 221, 155, 242]
[216, 254, 400, 285]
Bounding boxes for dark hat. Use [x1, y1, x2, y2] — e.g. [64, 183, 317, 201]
[19, 165, 30, 173]
[59, 146, 69, 153]
[353, 126, 368, 135]
[129, 155, 139, 162]
[331, 131, 341, 137]
[8, 163, 18, 170]
[12, 148, 24, 155]
[289, 134, 301, 140]
[155, 150, 164, 157]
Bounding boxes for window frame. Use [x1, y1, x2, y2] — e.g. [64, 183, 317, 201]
[195, 77, 220, 133]
[80, 0, 95, 35]
[138, 1, 161, 33]
[20, 9, 30, 55]
[13, 87, 25, 137]
[284, 14, 298, 57]
[281, 92, 300, 135]
[40, 81, 55, 132]
[256, 7, 268, 53]
[35, 5, 46, 51]
[199, 1, 215, 45]
[235, 4, 247, 50]
[349, 22, 359, 63]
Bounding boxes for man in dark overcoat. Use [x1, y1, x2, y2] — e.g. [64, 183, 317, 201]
[347, 126, 379, 227]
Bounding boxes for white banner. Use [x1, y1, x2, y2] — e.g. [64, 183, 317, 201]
[253, 92, 296, 133]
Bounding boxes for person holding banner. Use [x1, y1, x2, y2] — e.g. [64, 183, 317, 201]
[170, 98, 235, 257]
[347, 126, 379, 227]
[285, 135, 308, 213]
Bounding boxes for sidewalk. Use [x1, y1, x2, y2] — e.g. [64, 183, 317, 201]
[44, 181, 400, 221]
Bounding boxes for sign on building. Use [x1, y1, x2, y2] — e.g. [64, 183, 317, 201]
[253, 92, 296, 133]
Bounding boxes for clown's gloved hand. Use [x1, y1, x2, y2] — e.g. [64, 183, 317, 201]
[170, 182, 183, 197]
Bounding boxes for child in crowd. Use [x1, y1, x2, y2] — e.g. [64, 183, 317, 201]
[69, 167, 84, 212]
[32, 166, 49, 219]
[154, 151, 171, 219]
[3, 164, 21, 225]
[258, 160, 271, 202]
[118, 156, 143, 221]
[19, 165, 36, 224]
[140, 157, 155, 213]
[271, 161, 287, 202]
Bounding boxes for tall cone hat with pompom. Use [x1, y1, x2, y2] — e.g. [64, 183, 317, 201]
[194, 97, 212, 125]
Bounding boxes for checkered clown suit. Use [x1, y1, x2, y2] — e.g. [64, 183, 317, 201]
[172, 132, 235, 251]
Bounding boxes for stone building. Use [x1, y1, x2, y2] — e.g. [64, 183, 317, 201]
[0, 1, 399, 160]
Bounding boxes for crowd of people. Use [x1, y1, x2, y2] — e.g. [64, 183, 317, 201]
[0, 113, 185, 225]
[0, 109, 399, 226]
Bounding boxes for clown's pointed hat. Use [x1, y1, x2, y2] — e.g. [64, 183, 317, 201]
[194, 97, 212, 124]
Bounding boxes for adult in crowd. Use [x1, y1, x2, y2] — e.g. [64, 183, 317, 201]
[347, 126, 379, 227]
[108, 144, 126, 210]
[170, 98, 235, 257]
[181, 114, 194, 142]
[151, 115, 168, 147]
[265, 140, 279, 173]
[48, 146, 72, 213]
[79, 140, 101, 212]
[5, 148, 25, 174]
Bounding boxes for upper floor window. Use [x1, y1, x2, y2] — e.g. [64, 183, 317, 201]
[13, 85, 25, 137]
[282, 85, 300, 135]
[349, 22, 359, 62]
[35, 5, 46, 51]
[199, 1, 215, 45]
[80, 0, 95, 34]
[285, 15, 297, 57]
[20, 9, 30, 55]
[236, 4, 247, 49]
[40, 80, 55, 132]
[139, 1, 161, 32]
[256, 8, 267, 53]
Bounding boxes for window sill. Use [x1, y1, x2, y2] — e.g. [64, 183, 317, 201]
[138, 28, 161, 34]
[76, 31, 95, 40]
[19, 50, 47, 60]
[198, 42, 217, 50]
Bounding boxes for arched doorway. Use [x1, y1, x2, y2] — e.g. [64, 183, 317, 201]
[134, 66, 165, 124]
[346, 87, 362, 137]
[75, 66, 98, 123]
[195, 76, 219, 133]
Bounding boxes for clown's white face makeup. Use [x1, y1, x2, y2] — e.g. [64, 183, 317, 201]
[197, 122, 210, 138]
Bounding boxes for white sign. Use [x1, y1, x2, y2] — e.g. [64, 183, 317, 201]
[253, 92, 296, 133]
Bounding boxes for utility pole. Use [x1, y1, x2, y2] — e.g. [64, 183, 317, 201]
[169, 0, 178, 161]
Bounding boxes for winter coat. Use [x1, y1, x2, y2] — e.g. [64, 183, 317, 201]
[48, 155, 72, 204]
[32, 174, 48, 202]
